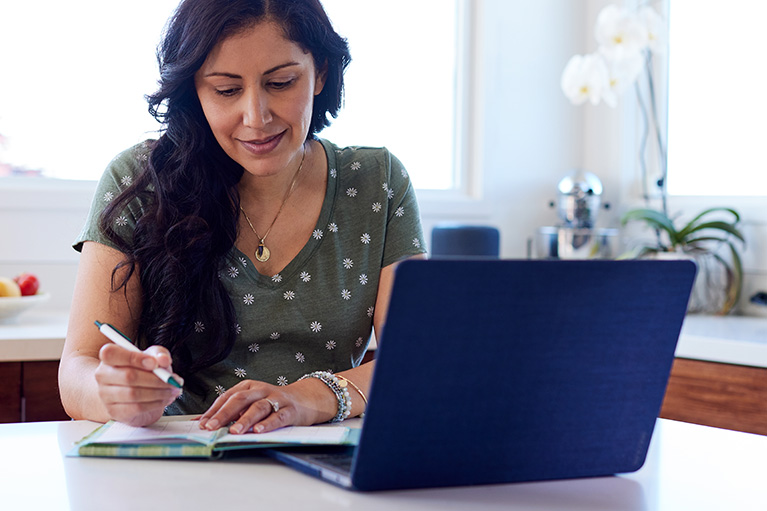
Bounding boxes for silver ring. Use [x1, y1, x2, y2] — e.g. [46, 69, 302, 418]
[265, 398, 279, 413]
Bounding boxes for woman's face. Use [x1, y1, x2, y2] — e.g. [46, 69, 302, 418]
[195, 21, 325, 178]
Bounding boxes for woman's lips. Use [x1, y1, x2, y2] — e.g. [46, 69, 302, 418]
[239, 131, 284, 155]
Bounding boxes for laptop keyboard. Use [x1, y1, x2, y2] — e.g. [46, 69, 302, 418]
[305, 451, 354, 472]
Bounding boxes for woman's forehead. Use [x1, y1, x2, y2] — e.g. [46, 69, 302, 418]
[201, 21, 313, 74]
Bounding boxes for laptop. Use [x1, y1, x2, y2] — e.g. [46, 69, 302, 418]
[266, 259, 696, 491]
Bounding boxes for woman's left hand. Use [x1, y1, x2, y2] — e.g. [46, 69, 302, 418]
[198, 378, 335, 434]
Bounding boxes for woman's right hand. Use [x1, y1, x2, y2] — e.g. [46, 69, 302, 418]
[94, 343, 182, 427]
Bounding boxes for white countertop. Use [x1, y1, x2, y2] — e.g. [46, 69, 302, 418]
[1, 310, 766, 368]
[0, 310, 68, 362]
[678, 314, 767, 368]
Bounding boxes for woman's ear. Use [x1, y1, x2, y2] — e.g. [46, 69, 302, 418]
[314, 60, 328, 96]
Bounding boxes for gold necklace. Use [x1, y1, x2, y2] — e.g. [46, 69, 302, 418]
[240, 146, 306, 263]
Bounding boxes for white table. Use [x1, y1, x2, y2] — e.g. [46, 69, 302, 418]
[0, 418, 765, 510]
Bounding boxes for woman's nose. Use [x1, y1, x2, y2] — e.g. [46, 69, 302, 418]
[242, 89, 272, 128]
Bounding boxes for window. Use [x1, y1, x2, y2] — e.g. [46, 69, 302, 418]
[320, 0, 460, 190]
[0, 0, 464, 191]
[0, 1, 179, 180]
[666, 0, 767, 196]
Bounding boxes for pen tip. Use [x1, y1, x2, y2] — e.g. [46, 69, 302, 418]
[94, 321, 103, 328]
[168, 376, 183, 389]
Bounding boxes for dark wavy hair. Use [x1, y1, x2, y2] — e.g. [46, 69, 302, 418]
[100, 0, 351, 394]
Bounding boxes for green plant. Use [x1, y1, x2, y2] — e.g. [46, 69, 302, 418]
[621, 207, 745, 314]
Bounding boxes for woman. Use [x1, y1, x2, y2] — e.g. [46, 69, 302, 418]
[59, 0, 425, 434]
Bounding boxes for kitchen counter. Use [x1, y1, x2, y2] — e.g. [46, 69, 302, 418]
[0, 311, 68, 362]
[1, 311, 766, 367]
[677, 314, 767, 368]
[2, 310, 766, 429]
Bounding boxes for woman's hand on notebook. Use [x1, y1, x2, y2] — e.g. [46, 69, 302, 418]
[94, 343, 183, 427]
[198, 378, 337, 434]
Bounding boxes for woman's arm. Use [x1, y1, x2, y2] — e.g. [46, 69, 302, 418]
[199, 254, 426, 434]
[58, 241, 181, 426]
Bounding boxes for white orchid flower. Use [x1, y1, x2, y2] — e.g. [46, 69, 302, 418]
[638, 5, 667, 54]
[561, 53, 611, 106]
[603, 50, 645, 105]
[595, 4, 647, 61]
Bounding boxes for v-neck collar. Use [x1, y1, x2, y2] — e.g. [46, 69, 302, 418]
[233, 138, 339, 288]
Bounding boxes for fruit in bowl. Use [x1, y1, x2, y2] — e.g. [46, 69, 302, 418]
[0, 273, 49, 323]
[0, 277, 22, 297]
[14, 273, 40, 296]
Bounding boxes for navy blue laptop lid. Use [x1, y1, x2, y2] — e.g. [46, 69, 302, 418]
[347, 259, 696, 490]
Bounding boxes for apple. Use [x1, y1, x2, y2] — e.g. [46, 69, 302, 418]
[0, 277, 22, 297]
[14, 273, 40, 296]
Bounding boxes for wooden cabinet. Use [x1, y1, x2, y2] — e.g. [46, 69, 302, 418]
[0, 360, 70, 423]
[3, 352, 766, 432]
[660, 358, 767, 436]
[0, 362, 22, 422]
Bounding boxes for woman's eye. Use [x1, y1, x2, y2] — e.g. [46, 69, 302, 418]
[215, 88, 240, 97]
[269, 78, 296, 90]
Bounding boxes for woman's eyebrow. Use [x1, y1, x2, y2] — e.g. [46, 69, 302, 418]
[203, 62, 301, 79]
[203, 71, 242, 79]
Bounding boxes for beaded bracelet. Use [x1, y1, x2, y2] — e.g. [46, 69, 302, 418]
[299, 371, 352, 422]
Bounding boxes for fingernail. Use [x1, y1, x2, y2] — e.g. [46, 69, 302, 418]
[230, 424, 243, 434]
[254, 424, 264, 433]
[142, 358, 155, 369]
[206, 419, 219, 430]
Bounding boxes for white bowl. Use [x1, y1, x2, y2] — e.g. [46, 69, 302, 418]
[0, 293, 51, 323]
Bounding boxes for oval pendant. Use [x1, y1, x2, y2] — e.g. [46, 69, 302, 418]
[255, 243, 271, 263]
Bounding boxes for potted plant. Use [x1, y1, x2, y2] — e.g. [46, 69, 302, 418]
[621, 207, 745, 315]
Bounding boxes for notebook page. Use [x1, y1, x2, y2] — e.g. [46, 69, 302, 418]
[95, 419, 218, 444]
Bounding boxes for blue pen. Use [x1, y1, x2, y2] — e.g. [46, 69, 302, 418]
[94, 320, 183, 388]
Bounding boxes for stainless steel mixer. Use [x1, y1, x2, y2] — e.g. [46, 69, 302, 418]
[536, 170, 617, 259]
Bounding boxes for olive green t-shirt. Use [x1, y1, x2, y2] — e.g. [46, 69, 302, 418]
[75, 138, 426, 414]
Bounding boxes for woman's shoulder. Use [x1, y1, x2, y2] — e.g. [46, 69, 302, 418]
[97, 139, 157, 187]
[319, 138, 403, 177]
[108, 139, 156, 170]
[320, 138, 390, 157]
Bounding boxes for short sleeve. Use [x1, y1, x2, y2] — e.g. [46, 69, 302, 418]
[73, 142, 151, 253]
[380, 149, 426, 267]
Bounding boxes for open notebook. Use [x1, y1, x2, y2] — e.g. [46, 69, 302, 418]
[70, 415, 356, 458]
